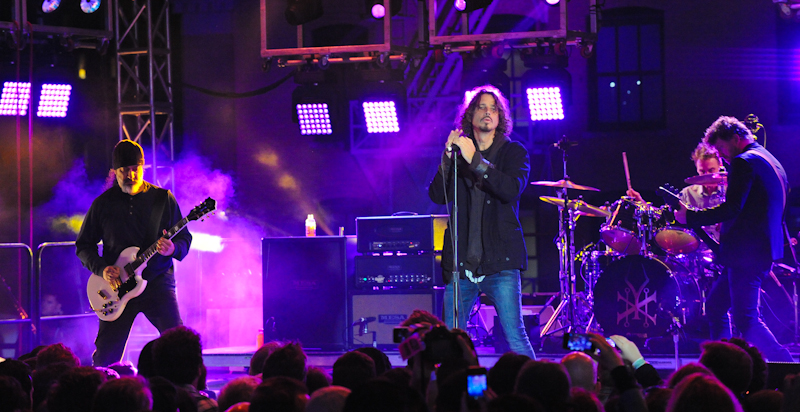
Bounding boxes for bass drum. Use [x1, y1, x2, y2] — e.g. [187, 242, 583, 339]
[593, 255, 701, 338]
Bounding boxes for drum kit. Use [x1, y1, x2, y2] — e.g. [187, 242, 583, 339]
[534, 141, 728, 342]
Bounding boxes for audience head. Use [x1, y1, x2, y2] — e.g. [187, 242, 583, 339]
[487, 353, 531, 397]
[743, 389, 782, 412]
[92, 376, 153, 412]
[47, 366, 109, 412]
[487, 393, 543, 412]
[570, 387, 603, 412]
[249, 376, 309, 412]
[147, 376, 180, 412]
[353, 347, 392, 376]
[699, 340, 753, 396]
[32, 362, 76, 411]
[218, 376, 261, 412]
[381, 367, 412, 388]
[560, 351, 597, 392]
[262, 341, 308, 382]
[0, 375, 27, 412]
[36, 343, 80, 370]
[250, 340, 283, 376]
[666, 372, 744, 412]
[153, 326, 204, 386]
[343, 378, 426, 412]
[108, 360, 138, 377]
[305, 385, 351, 412]
[332, 351, 376, 390]
[514, 360, 571, 412]
[645, 387, 672, 412]
[400, 309, 445, 327]
[0, 359, 32, 409]
[725, 337, 767, 394]
[137, 338, 158, 379]
[306, 366, 331, 394]
[667, 362, 713, 389]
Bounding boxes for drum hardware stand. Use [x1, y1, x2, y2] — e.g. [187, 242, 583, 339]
[540, 137, 584, 338]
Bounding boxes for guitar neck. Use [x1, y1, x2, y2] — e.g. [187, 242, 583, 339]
[132, 217, 189, 270]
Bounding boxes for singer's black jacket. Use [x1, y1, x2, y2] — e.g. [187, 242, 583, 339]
[428, 140, 530, 284]
[687, 142, 787, 267]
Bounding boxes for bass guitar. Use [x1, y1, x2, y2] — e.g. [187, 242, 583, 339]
[87, 197, 216, 321]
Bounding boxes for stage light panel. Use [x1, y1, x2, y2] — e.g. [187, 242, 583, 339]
[526, 87, 564, 120]
[362, 101, 400, 133]
[37, 84, 73, 118]
[296, 103, 333, 135]
[0, 82, 31, 116]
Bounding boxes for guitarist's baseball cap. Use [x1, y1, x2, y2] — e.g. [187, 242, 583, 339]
[112, 139, 144, 169]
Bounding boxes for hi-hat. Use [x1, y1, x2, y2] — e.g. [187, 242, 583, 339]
[530, 179, 600, 192]
[539, 196, 611, 218]
[685, 172, 727, 185]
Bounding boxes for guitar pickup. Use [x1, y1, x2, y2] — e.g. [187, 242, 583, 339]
[98, 290, 109, 300]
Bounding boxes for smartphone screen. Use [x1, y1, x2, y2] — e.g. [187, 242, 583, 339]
[563, 332, 593, 352]
[467, 367, 487, 398]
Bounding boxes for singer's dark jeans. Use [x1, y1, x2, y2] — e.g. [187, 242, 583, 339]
[443, 269, 535, 359]
[706, 261, 793, 362]
[93, 273, 182, 366]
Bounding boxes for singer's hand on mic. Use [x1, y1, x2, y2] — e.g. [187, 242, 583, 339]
[445, 129, 476, 164]
[445, 129, 462, 159]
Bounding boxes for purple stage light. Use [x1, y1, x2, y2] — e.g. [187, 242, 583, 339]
[296, 103, 333, 135]
[526, 86, 564, 121]
[362, 101, 400, 133]
[454, 0, 467, 11]
[371, 3, 386, 18]
[0, 82, 31, 116]
[37, 84, 72, 118]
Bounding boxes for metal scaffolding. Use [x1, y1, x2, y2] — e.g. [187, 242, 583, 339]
[117, 0, 175, 191]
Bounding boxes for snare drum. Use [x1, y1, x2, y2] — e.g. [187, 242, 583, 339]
[653, 206, 701, 255]
[600, 197, 643, 255]
[593, 255, 701, 338]
[655, 226, 701, 255]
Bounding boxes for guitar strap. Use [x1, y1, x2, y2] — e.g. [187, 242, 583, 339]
[745, 149, 787, 211]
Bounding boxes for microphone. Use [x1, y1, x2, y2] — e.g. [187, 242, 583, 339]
[447, 144, 461, 153]
[744, 114, 763, 134]
[353, 317, 376, 336]
[351, 317, 376, 327]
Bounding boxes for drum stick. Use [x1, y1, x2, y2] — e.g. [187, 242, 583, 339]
[622, 152, 632, 191]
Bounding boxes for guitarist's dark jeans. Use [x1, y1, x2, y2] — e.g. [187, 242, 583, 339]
[93, 273, 182, 366]
[706, 261, 793, 362]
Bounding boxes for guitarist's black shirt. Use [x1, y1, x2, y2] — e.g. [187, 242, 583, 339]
[76, 181, 192, 281]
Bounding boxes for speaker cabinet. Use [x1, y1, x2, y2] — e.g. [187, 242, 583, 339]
[262, 236, 355, 350]
[350, 291, 440, 349]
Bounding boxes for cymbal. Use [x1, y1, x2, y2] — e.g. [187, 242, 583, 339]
[530, 179, 600, 192]
[685, 172, 727, 185]
[539, 196, 611, 218]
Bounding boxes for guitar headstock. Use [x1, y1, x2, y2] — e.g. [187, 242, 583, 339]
[187, 197, 217, 221]
[656, 184, 681, 209]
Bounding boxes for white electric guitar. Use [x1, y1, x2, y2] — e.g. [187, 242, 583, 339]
[87, 197, 216, 321]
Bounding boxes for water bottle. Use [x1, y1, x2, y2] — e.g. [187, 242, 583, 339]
[305, 214, 316, 237]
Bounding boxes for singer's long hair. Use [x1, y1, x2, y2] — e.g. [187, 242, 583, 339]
[457, 85, 512, 139]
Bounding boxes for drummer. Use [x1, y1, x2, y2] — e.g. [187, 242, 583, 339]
[627, 142, 726, 242]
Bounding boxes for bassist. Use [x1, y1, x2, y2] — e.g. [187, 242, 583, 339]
[76, 139, 193, 366]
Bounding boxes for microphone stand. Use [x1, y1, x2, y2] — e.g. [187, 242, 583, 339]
[450, 147, 461, 329]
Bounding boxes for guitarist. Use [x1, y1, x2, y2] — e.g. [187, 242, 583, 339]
[675, 116, 792, 362]
[76, 139, 193, 366]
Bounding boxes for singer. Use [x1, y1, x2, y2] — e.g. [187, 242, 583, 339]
[428, 85, 535, 358]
